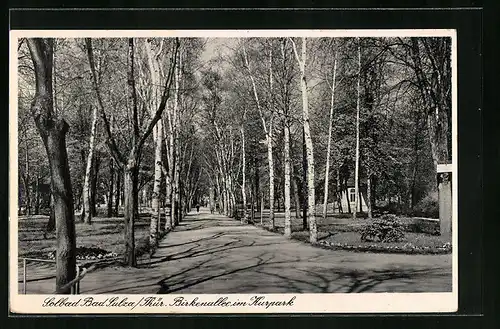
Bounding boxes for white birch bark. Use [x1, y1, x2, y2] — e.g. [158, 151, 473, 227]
[144, 39, 164, 246]
[171, 45, 182, 226]
[240, 126, 247, 223]
[291, 37, 317, 243]
[82, 105, 99, 224]
[323, 51, 338, 219]
[284, 124, 291, 237]
[281, 39, 292, 237]
[242, 45, 275, 229]
[353, 39, 361, 220]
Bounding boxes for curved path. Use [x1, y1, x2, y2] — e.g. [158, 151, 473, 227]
[81, 208, 452, 294]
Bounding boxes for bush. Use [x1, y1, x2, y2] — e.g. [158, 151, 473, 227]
[412, 191, 439, 218]
[400, 217, 440, 235]
[360, 214, 405, 242]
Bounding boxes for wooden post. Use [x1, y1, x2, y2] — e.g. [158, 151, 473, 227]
[437, 164, 453, 237]
[23, 258, 26, 294]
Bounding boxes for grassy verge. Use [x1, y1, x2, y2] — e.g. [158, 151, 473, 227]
[252, 214, 450, 255]
[18, 212, 170, 263]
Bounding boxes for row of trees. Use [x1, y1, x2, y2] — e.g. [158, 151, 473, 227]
[19, 37, 208, 292]
[18, 36, 451, 292]
[199, 36, 451, 243]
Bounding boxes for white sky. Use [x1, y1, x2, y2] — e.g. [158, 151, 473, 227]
[200, 38, 238, 65]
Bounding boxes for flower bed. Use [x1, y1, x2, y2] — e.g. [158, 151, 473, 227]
[47, 246, 118, 261]
[255, 222, 451, 255]
[317, 239, 451, 255]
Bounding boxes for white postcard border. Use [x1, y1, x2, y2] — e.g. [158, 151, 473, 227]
[9, 28, 458, 314]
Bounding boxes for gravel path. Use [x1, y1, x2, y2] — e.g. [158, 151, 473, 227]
[73, 208, 451, 294]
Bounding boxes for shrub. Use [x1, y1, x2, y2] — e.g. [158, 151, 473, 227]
[412, 191, 439, 218]
[400, 217, 440, 235]
[360, 214, 405, 242]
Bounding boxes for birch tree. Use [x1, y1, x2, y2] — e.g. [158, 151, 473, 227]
[242, 41, 276, 229]
[290, 37, 317, 243]
[322, 43, 338, 219]
[143, 38, 164, 247]
[86, 37, 179, 266]
[353, 39, 361, 220]
[81, 105, 98, 224]
[278, 38, 294, 238]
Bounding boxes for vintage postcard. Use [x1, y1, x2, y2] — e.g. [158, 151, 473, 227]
[9, 29, 458, 314]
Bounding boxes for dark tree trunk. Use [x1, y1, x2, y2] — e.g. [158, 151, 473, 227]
[44, 126, 77, 293]
[107, 159, 114, 217]
[90, 155, 101, 217]
[28, 38, 76, 293]
[336, 169, 342, 213]
[292, 171, 301, 219]
[123, 165, 138, 267]
[46, 193, 56, 232]
[34, 175, 40, 215]
[114, 169, 121, 217]
[345, 185, 352, 214]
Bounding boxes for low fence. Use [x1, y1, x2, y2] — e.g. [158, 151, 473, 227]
[20, 257, 86, 294]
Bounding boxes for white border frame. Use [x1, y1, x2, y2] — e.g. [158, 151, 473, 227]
[9, 29, 458, 314]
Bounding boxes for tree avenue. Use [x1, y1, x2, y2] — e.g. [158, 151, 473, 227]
[18, 36, 452, 289]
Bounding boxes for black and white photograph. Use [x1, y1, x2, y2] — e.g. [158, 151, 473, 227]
[9, 29, 457, 313]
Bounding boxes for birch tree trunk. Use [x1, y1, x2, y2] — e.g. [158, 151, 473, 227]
[240, 126, 247, 223]
[367, 174, 372, 219]
[267, 47, 275, 228]
[82, 105, 98, 224]
[284, 124, 292, 238]
[173, 155, 180, 226]
[323, 54, 337, 219]
[291, 37, 317, 243]
[301, 128, 308, 230]
[166, 128, 174, 229]
[86, 37, 180, 267]
[243, 45, 275, 228]
[150, 123, 162, 246]
[144, 39, 164, 246]
[123, 164, 138, 267]
[171, 45, 182, 227]
[266, 126, 275, 228]
[353, 39, 361, 220]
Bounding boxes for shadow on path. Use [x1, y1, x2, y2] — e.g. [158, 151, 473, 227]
[79, 208, 452, 294]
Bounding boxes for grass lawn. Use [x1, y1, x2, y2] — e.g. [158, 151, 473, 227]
[253, 211, 450, 254]
[18, 211, 156, 261]
[16, 209, 171, 294]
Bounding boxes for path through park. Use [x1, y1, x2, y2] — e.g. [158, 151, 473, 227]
[76, 208, 451, 294]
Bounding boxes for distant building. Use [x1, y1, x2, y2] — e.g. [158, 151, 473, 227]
[338, 177, 368, 213]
